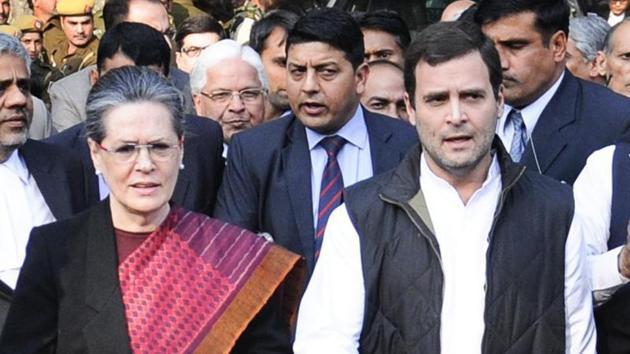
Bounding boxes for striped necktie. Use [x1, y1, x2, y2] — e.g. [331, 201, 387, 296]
[314, 135, 346, 259]
[508, 109, 528, 162]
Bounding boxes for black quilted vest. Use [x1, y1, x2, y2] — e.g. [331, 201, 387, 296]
[344, 142, 571, 353]
[595, 143, 630, 354]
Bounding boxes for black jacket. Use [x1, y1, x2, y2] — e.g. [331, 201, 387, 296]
[344, 141, 572, 353]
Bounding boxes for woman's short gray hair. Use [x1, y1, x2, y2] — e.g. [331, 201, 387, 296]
[569, 14, 610, 61]
[0, 33, 31, 74]
[189, 39, 268, 94]
[85, 66, 185, 143]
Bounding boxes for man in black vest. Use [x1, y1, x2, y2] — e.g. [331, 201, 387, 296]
[574, 133, 630, 353]
[294, 20, 595, 353]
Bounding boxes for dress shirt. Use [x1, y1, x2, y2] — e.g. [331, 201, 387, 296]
[608, 12, 626, 26]
[573, 145, 629, 305]
[294, 152, 596, 354]
[305, 106, 373, 230]
[0, 150, 56, 289]
[497, 71, 565, 159]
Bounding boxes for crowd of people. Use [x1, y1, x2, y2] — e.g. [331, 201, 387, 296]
[0, 0, 629, 353]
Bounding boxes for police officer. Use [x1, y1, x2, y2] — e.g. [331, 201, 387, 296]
[49, 0, 99, 77]
[13, 14, 62, 101]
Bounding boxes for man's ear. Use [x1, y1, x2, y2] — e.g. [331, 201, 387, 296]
[175, 51, 183, 70]
[496, 84, 505, 118]
[403, 92, 416, 126]
[89, 68, 99, 86]
[550, 30, 567, 63]
[354, 62, 369, 95]
[594, 51, 609, 77]
[192, 94, 203, 116]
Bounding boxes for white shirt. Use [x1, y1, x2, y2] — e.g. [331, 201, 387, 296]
[573, 145, 630, 305]
[0, 150, 56, 289]
[306, 106, 373, 230]
[497, 71, 564, 164]
[294, 152, 596, 354]
[608, 12, 626, 27]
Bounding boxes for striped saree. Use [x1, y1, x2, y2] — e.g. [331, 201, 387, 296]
[117, 207, 303, 354]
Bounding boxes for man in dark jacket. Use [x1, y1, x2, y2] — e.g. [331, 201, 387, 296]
[294, 20, 595, 354]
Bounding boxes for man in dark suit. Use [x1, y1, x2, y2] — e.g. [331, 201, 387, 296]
[215, 8, 418, 277]
[46, 22, 224, 216]
[0, 33, 90, 332]
[475, 0, 630, 185]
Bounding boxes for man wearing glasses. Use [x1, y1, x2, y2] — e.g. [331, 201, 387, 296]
[174, 15, 225, 74]
[190, 39, 266, 151]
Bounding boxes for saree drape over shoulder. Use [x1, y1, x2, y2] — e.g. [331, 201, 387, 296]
[118, 207, 303, 354]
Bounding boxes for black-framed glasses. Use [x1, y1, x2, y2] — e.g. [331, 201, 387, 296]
[199, 88, 266, 105]
[181, 45, 210, 57]
[97, 142, 181, 164]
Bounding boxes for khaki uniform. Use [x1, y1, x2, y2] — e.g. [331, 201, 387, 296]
[42, 17, 66, 58]
[172, 0, 206, 29]
[227, 1, 263, 44]
[49, 36, 98, 77]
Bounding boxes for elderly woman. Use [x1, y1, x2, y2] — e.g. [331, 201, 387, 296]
[0, 66, 302, 353]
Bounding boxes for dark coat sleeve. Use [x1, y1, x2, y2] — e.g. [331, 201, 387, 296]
[0, 227, 58, 354]
[214, 133, 260, 232]
[232, 294, 293, 354]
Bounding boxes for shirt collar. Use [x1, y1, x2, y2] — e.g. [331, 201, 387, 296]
[305, 105, 368, 151]
[499, 70, 565, 134]
[1, 149, 30, 185]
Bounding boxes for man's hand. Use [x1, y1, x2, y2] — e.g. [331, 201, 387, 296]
[618, 221, 630, 278]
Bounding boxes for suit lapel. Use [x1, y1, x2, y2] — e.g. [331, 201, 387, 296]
[523, 72, 577, 175]
[364, 109, 397, 175]
[282, 117, 316, 270]
[20, 140, 74, 220]
[82, 201, 132, 353]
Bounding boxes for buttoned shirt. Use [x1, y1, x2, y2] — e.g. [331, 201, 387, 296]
[294, 152, 596, 354]
[573, 145, 630, 305]
[496, 71, 564, 158]
[305, 106, 373, 230]
[0, 150, 55, 288]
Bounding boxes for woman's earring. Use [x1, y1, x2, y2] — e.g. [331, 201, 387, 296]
[179, 163, 185, 170]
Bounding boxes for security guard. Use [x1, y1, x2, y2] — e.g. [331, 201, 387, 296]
[48, 0, 99, 77]
[13, 14, 62, 102]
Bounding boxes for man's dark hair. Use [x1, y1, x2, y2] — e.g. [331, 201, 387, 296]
[474, 0, 570, 45]
[249, 10, 300, 54]
[175, 15, 226, 50]
[404, 20, 502, 106]
[193, 0, 234, 23]
[103, 0, 163, 31]
[97, 22, 171, 76]
[354, 10, 411, 51]
[286, 8, 364, 69]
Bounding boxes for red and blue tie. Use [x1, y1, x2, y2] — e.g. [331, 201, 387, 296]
[314, 135, 346, 260]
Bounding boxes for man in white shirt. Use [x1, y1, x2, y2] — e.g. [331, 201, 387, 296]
[0, 33, 90, 332]
[294, 20, 595, 354]
[574, 137, 630, 352]
[475, 0, 630, 185]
